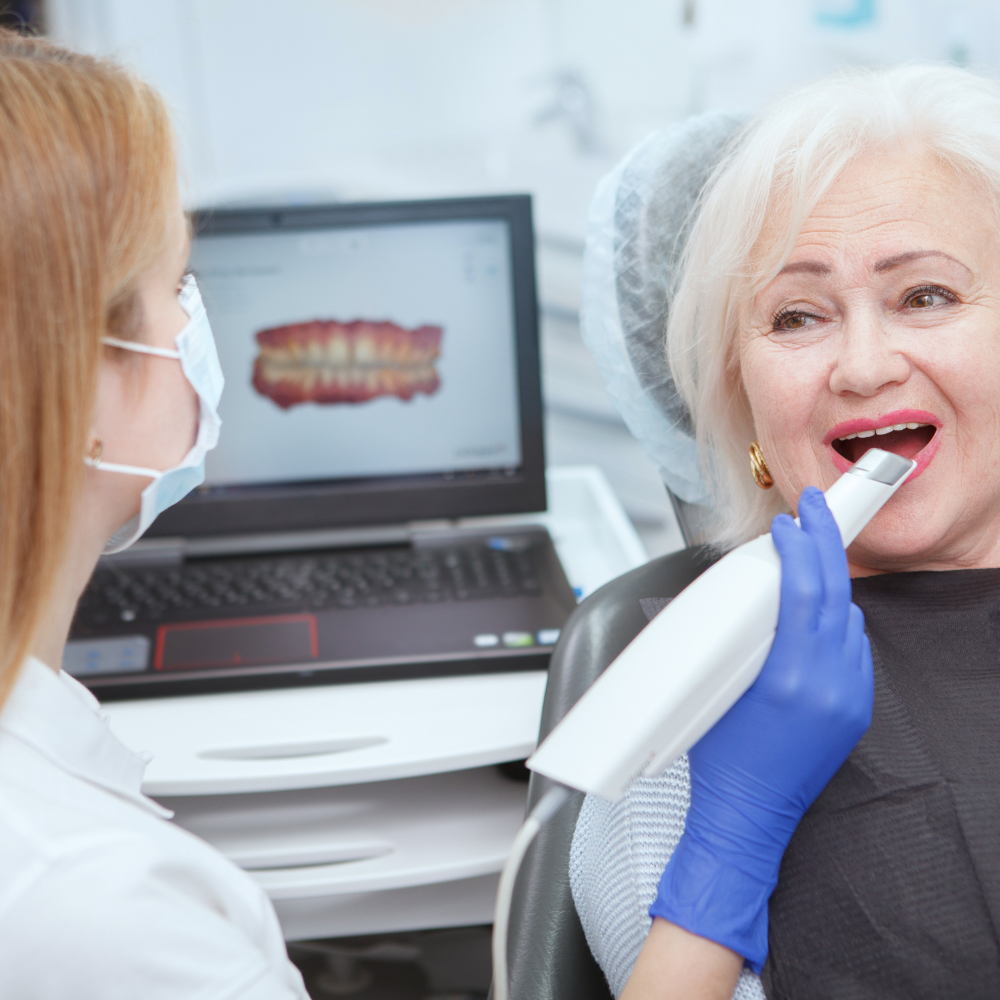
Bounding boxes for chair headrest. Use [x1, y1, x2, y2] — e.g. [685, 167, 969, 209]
[580, 112, 747, 506]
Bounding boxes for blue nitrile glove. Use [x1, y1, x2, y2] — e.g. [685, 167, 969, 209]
[648, 487, 874, 972]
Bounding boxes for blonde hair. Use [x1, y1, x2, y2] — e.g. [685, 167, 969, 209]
[668, 64, 1000, 549]
[0, 31, 176, 705]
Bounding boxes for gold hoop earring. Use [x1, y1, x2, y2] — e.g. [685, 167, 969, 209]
[88, 438, 103, 463]
[749, 441, 774, 490]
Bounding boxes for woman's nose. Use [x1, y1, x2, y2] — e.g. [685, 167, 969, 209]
[827, 311, 911, 397]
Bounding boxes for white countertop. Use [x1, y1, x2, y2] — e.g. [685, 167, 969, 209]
[113, 670, 548, 797]
[161, 766, 528, 900]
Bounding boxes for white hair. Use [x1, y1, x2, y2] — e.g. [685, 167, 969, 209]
[668, 63, 1000, 550]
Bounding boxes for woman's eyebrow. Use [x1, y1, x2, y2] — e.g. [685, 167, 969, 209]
[873, 249, 971, 274]
[778, 260, 830, 276]
[776, 250, 971, 278]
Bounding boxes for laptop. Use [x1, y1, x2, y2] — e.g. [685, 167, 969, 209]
[67, 195, 577, 699]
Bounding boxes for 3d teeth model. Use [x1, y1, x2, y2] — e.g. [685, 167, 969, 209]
[836, 421, 929, 441]
[252, 319, 443, 409]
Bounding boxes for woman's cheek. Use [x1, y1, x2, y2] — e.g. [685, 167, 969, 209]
[743, 343, 831, 493]
[742, 341, 811, 436]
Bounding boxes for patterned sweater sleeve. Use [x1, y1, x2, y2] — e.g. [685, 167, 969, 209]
[569, 756, 766, 1000]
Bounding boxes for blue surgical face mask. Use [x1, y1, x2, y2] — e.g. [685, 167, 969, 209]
[86, 275, 224, 554]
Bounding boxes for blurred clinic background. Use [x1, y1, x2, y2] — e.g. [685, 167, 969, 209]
[28, 0, 1000, 555]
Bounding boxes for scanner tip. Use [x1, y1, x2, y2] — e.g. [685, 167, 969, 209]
[849, 448, 916, 487]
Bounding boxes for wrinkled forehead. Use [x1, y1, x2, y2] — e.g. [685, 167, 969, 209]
[742, 149, 999, 310]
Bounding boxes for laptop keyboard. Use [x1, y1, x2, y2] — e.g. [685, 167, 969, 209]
[74, 543, 543, 628]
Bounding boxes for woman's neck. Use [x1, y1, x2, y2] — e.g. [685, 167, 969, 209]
[31, 495, 112, 673]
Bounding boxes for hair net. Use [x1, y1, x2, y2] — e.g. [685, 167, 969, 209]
[580, 112, 747, 506]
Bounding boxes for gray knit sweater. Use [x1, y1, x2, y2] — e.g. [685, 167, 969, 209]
[569, 755, 766, 999]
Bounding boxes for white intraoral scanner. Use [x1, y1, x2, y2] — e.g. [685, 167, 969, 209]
[527, 448, 916, 802]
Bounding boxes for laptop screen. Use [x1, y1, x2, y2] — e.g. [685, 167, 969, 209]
[146, 196, 545, 539]
[194, 218, 523, 489]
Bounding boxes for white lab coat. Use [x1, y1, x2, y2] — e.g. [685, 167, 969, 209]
[0, 656, 309, 999]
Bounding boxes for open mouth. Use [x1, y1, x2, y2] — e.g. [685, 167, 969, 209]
[824, 409, 942, 481]
[831, 421, 937, 464]
[252, 319, 443, 410]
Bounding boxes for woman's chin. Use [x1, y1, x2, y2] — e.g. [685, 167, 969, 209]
[847, 499, 957, 573]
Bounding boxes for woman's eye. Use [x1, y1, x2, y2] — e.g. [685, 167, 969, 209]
[905, 287, 954, 310]
[772, 309, 818, 332]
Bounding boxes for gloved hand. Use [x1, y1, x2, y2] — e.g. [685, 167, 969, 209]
[648, 486, 874, 972]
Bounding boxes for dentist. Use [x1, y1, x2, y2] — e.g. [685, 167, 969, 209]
[0, 31, 308, 999]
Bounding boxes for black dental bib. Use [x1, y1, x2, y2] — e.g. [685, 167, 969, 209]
[762, 568, 1000, 999]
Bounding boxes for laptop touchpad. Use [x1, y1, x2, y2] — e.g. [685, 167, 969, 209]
[155, 614, 319, 671]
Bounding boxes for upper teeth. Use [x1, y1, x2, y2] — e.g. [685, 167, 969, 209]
[837, 422, 928, 441]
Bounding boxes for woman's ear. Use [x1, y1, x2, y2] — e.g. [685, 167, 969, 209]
[85, 433, 103, 464]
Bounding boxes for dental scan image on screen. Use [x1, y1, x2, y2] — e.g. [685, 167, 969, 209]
[252, 318, 443, 408]
[190, 219, 522, 488]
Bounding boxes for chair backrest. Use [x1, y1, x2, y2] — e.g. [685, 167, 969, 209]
[502, 543, 718, 999]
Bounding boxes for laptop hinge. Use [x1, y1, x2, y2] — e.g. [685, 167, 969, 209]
[98, 521, 470, 565]
[98, 537, 185, 567]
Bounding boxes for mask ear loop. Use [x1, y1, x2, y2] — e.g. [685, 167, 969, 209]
[83, 434, 163, 479]
[84, 455, 164, 478]
[102, 336, 181, 360]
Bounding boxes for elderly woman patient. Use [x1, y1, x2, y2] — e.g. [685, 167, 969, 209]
[570, 64, 1000, 1000]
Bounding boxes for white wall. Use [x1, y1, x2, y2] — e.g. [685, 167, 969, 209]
[49, 0, 1000, 242]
